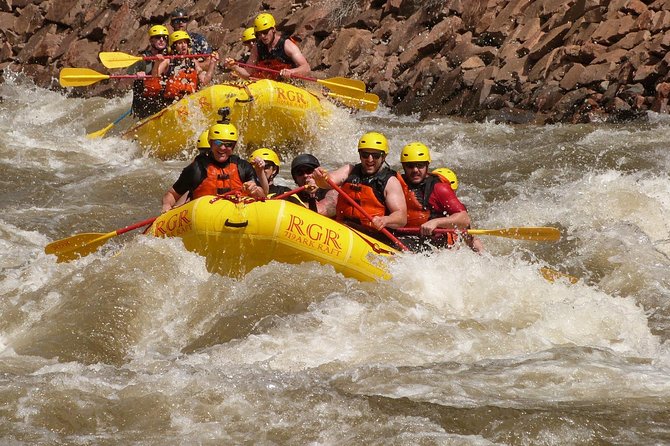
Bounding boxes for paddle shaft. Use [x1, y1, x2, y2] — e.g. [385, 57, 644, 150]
[236, 62, 320, 83]
[326, 178, 408, 251]
[270, 186, 306, 200]
[394, 226, 561, 242]
[116, 217, 158, 235]
[145, 53, 211, 62]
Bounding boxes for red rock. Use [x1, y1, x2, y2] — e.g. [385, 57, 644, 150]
[527, 22, 571, 61]
[560, 63, 586, 90]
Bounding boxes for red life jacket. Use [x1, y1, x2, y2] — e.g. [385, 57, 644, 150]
[164, 61, 198, 100]
[192, 161, 246, 199]
[336, 165, 396, 231]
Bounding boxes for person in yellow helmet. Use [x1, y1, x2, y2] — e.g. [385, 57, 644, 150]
[225, 12, 310, 80]
[312, 132, 407, 241]
[396, 143, 474, 251]
[161, 122, 268, 212]
[153, 31, 219, 103]
[127, 24, 170, 118]
[248, 148, 292, 197]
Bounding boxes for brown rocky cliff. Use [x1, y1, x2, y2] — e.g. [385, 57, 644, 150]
[2, 0, 670, 124]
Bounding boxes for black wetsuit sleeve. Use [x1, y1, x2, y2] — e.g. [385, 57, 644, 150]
[172, 162, 200, 196]
[237, 159, 260, 185]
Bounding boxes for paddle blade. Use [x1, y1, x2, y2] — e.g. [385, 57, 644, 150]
[59, 68, 109, 87]
[328, 92, 379, 112]
[317, 77, 367, 98]
[99, 51, 143, 69]
[45, 232, 113, 263]
[86, 123, 114, 139]
[469, 227, 561, 241]
[540, 267, 579, 284]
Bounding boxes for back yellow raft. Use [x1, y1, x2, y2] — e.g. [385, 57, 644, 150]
[149, 196, 396, 281]
[124, 79, 331, 159]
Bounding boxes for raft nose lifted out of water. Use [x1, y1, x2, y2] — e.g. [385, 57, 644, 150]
[59, 57, 379, 158]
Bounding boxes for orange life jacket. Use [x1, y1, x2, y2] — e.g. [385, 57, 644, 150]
[336, 165, 396, 231]
[142, 76, 163, 97]
[192, 161, 246, 199]
[164, 61, 198, 100]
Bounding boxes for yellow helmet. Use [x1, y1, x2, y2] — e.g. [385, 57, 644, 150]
[169, 30, 190, 46]
[241, 27, 256, 42]
[432, 168, 459, 191]
[148, 25, 169, 38]
[208, 123, 238, 142]
[249, 148, 280, 166]
[400, 142, 431, 163]
[358, 131, 388, 154]
[254, 13, 276, 33]
[196, 130, 210, 149]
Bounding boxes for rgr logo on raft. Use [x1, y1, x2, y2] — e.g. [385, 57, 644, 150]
[284, 214, 343, 255]
[275, 86, 309, 109]
[154, 210, 192, 236]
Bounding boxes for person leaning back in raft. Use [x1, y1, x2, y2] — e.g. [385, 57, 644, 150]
[161, 122, 269, 213]
[153, 31, 219, 104]
[224, 12, 310, 80]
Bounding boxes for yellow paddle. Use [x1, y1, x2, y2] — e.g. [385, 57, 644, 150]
[235, 61, 367, 98]
[327, 91, 379, 112]
[59, 67, 158, 87]
[45, 216, 157, 263]
[540, 267, 579, 284]
[394, 227, 561, 242]
[86, 108, 132, 138]
[99, 51, 213, 69]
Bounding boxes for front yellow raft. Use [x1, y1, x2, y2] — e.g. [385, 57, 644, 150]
[124, 79, 331, 159]
[149, 196, 396, 281]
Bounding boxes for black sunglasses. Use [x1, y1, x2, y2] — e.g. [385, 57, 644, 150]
[403, 162, 429, 169]
[359, 151, 383, 160]
[294, 166, 314, 176]
[171, 18, 188, 24]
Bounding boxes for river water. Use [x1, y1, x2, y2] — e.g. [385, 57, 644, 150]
[1, 72, 670, 445]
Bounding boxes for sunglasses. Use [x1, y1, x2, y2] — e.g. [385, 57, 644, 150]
[151, 35, 168, 41]
[294, 167, 314, 176]
[403, 162, 429, 169]
[359, 151, 383, 160]
[210, 140, 235, 148]
[172, 18, 188, 24]
[257, 28, 272, 36]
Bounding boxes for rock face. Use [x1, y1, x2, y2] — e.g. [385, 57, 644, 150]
[2, 0, 670, 123]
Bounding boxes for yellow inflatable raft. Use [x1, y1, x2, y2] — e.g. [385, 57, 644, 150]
[149, 195, 396, 281]
[124, 79, 331, 159]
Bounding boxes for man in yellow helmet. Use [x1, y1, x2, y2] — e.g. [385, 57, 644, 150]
[241, 27, 256, 62]
[161, 123, 268, 212]
[312, 132, 407, 241]
[127, 24, 170, 118]
[396, 142, 475, 251]
[225, 12, 310, 80]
